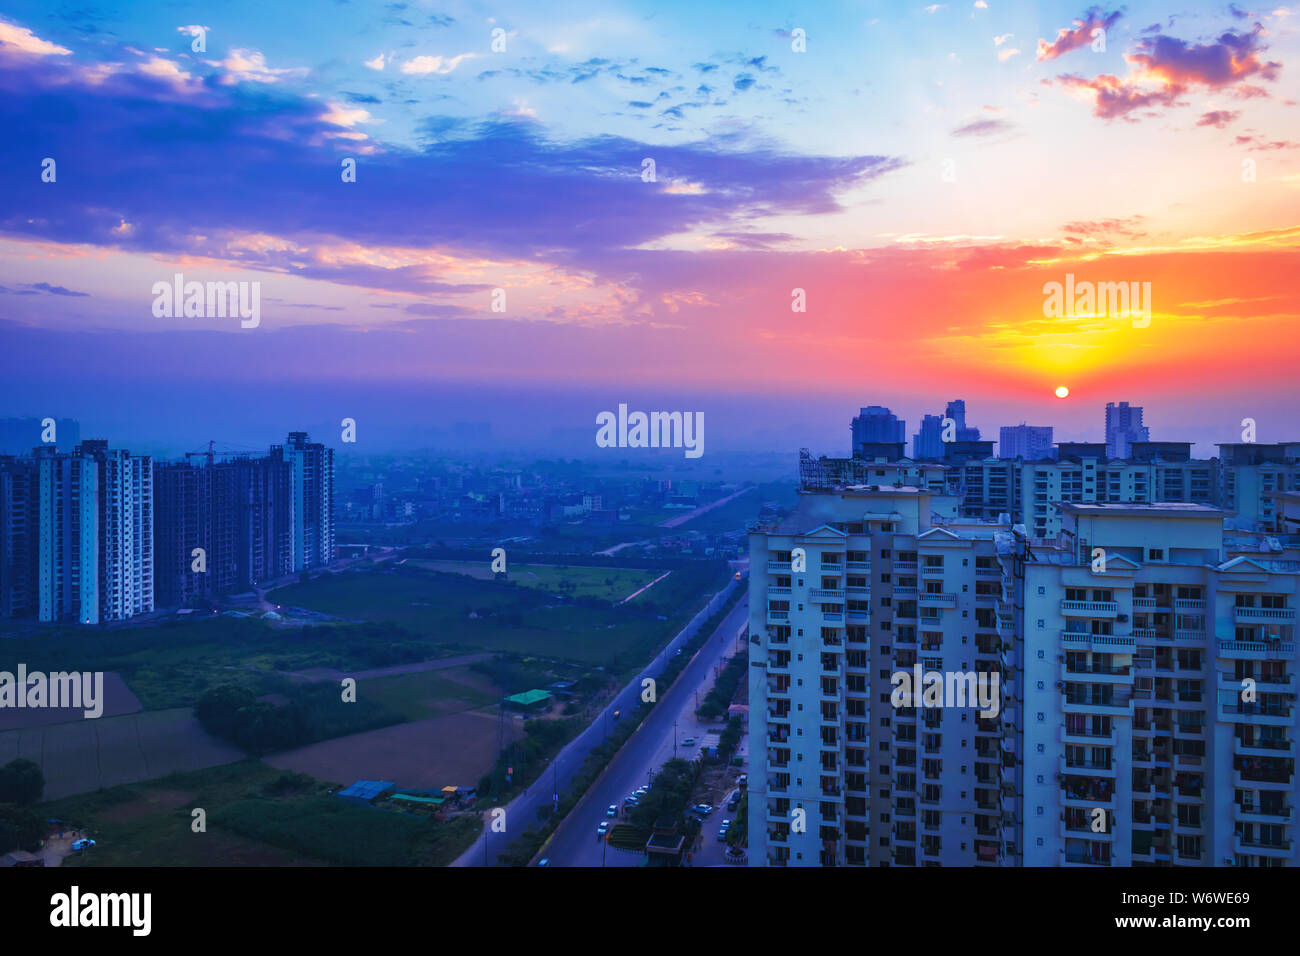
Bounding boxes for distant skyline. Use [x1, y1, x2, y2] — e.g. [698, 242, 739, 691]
[1, 1, 1297, 456]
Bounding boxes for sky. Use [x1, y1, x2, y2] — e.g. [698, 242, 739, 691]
[0, 0, 1297, 456]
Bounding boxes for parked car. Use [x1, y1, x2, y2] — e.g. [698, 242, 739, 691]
[71, 839, 96, 851]
[681, 737, 696, 747]
[606, 804, 618, 817]
[691, 803, 713, 816]
[597, 821, 609, 838]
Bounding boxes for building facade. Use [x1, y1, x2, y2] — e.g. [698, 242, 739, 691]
[748, 489, 1299, 867]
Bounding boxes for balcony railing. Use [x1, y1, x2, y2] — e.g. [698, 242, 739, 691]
[1061, 600, 1118, 616]
[1235, 606, 1296, 623]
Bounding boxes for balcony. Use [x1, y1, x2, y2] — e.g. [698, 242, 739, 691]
[823, 612, 844, 624]
[1061, 662, 1131, 684]
[1061, 599, 1119, 618]
[1233, 771, 1293, 793]
[1061, 632, 1136, 650]
[767, 609, 789, 623]
[1234, 802, 1295, 825]
[1220, 702, 1293, 727]
[767, 586, 792, 598]
[1233, 736, 1295, 758]
[767, 560, 792, 572]
[1219, 672, 1295, 695]
[1174, 599, 1207, 611]
[845, 561, 871, 572]
[1218, 639, 1297, 659]
[1233, 835, 1293, 858]
[811, 588, 844, 600]
[1060, 724, 1114, 745]
[919, 592, 957, 608]
[1234, 606, 1296, 624]
[1063, 692, 1133, 717]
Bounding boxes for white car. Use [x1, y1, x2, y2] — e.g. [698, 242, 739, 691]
[597, 821, 610, 838]
[606, 804, 618, 816]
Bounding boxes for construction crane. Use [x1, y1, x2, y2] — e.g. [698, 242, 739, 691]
[185, 440, 217, 466]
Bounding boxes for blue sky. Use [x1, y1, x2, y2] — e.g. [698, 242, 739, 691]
[0, 1, 1297, 453]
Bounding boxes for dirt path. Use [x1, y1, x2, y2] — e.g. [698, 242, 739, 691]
[279, 653, 495, 684]
[658, 486, 754, 529]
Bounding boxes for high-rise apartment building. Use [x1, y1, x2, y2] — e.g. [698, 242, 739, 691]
[748, 485, 1299, 867]
[747, 485, 1019, 866]
[0, 456, 38, 617]
[154, 459, 239, 606]
[277, 432, 335, 572]
[851, 406, 906, 459]
[36, 441, 154, 624]
[1020, 503, 1298, 867]
[1105, 402, 1150, 458]
[1000, 425, 1054, 461]
[1217, 443, 1300, 531]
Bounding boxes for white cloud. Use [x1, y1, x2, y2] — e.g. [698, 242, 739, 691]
[208, 48, 308, 85]
[997, 47, 1020, 61]
[993, 33, 1013, 45]
[400, 52, 478, 75]
[321, 101, 375, 128]
[0, 19, 72, 56]
[364, 52, 387, 71]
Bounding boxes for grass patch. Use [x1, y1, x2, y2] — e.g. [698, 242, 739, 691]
[43, 760, 479, 867]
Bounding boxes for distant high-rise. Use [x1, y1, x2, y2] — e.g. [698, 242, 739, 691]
[277, 432, 335, 572]
[914, 400, 981, 460]
[37, 441, 153, 624]
[999, 424, 1054, 460]
[913, 414, 945, 460]
[851, 406, 905, 459]
[154, 459, 239, 606]
[1105, 401, 1149, 458]
[0, 456, 38, 617]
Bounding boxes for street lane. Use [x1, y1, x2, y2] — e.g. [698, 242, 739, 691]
[536, 597, 748, 867]
[451, 577, 745, 866]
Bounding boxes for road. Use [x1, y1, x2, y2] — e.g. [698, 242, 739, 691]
[659, 486, 755, 529]
[534, 598, 748, 867]
[450, 576, 745, 866]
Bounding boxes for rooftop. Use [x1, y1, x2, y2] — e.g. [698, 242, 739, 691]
[1055, 502, 1230, 518]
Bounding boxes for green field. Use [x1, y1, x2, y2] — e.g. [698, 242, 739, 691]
[360, 667, 500, 722]
[47, 760, 479, 867]
[407, 559, 663, 603]
[0, 616, 447, 711]
[268, 561, 726, 674]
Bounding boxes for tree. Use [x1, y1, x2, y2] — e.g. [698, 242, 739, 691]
[195, 685, 258, 741]
[0, 803, 44, 853]
[0, 758, 44, 806]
